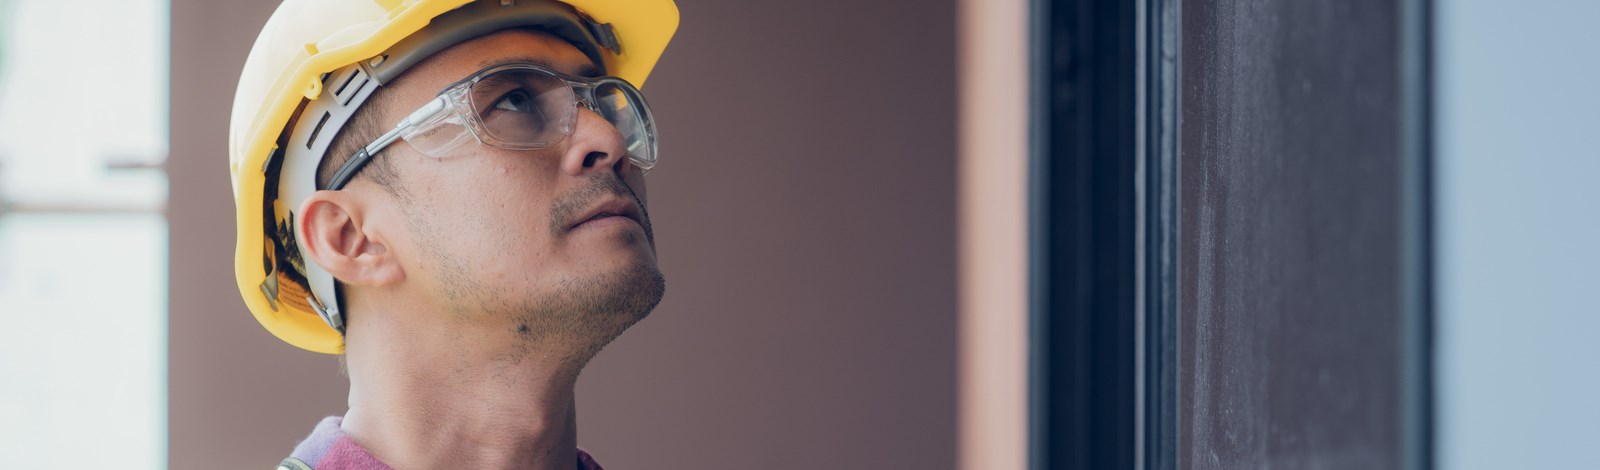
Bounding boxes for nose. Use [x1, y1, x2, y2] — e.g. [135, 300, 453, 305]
[559, 106, 629, 177]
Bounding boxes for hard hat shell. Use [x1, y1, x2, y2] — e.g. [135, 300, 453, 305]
[229, 0, 679, 354]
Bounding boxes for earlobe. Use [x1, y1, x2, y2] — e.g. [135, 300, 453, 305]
[299, 190, 405, 287]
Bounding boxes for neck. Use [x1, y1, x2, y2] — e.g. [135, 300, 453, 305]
[342, 306, 596, 470]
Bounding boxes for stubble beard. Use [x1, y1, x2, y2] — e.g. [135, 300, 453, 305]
[425, 229, 666, 370]
[523, 172, 665, 365]
[520, 257, 665, 366]
[409, 173, 666, 370]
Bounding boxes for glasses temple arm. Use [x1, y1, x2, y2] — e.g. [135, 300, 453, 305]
[325, 96, 451, 190]
[325, 125, 403, 191]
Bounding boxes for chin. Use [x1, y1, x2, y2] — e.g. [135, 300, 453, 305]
[598, 253, 666, 324]
[512, 251, 665, 354]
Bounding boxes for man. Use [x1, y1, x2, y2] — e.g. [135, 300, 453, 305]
[227, 1, 679, 468]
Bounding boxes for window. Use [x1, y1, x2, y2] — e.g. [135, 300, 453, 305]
[0, 0, 168, 467]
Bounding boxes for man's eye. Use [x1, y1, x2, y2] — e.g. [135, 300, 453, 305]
[492, 89, 536, 113]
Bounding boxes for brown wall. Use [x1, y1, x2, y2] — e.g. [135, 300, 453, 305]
[167, 0, 351, 468]
[168, 1, 957, 468]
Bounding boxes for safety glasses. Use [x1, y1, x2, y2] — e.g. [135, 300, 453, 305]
[326, 62, 658, 190]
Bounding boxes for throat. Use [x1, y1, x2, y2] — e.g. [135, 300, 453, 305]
[341, 329, 587, 469]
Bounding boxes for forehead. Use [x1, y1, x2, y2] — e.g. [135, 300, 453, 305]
[397, 29, 599, 94]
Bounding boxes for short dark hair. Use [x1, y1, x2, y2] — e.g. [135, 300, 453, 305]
[315, 84, 402, 192]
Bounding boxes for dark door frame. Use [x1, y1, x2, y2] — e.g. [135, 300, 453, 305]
[1027, 0, 1143, 467]
[1029, 0, 1432, 468]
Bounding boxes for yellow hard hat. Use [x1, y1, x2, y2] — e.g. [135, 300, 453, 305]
[229, 0, 679, 354]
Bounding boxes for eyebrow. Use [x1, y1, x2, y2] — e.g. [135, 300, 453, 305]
[477, 56, 604, 78]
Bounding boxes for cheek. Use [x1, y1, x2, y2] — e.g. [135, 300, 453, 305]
[407, 162, 552, 248]
[401, 149, 570, 272]
[473, 162, 562, 245]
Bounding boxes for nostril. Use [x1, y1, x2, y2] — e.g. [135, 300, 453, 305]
[582, 151, 608, 168]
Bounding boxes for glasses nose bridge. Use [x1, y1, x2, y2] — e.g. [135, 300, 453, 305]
[575, 96, 601, 113]
[568, 81, 601, 113]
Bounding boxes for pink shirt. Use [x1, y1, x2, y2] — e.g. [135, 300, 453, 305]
[280, 416, 603, 470]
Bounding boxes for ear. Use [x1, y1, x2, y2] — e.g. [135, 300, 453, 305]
[298, 190, 405, 287]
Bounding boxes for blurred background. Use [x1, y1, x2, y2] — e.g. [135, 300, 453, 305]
[0, 0, 1594, 469]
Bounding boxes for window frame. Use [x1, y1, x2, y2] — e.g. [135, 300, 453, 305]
[1030, 0, 1434, 468]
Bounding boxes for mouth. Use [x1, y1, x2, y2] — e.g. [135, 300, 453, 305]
[569, 197, 644, 232]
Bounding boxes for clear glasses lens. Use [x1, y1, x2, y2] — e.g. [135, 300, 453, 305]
[470, 68, 576, 147]
[340, 66, 659, 192]
[404, 105, 476, 156]
[594, 81, 657, 168]
[460, 66, 655, 169]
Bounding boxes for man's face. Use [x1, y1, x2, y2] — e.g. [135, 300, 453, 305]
[359, 29, 664, 348]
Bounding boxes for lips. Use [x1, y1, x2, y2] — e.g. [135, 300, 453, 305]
[569, 197, 644, 231]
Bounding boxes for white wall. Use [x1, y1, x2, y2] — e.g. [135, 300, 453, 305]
[1435, 1, 1600, 468]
